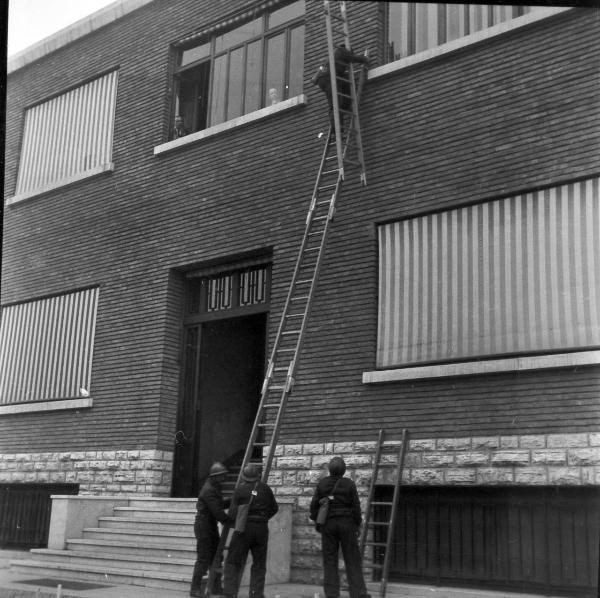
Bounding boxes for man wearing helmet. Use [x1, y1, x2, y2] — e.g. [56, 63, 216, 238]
[310, 456, 371, 598]
[190, 462, 234, 597]
[222, 464, 278, 598]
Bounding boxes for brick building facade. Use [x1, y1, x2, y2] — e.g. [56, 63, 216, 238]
[3, 1, 599, 595]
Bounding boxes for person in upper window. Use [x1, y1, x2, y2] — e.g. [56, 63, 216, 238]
[222, 464, 278, 598]
[310, 456, 371, 598]
[190, 462, 233, 597]
[311, 43, 369, 134]
[173, 115, 186, 138]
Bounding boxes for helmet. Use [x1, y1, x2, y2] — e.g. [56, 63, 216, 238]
[208, 462, 228, 477]
[240, 464, 260, 483]
[328, 456, 346, 476]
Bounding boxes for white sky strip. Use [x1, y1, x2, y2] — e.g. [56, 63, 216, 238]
[15, 71, 118, 197]
[0, 288, 99, 404]
[377, 177, 600, 368]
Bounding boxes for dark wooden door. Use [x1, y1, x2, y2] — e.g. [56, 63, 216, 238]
[374, 486, 600, 597]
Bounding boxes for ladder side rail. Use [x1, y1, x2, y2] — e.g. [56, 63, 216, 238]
[239, 138, 342, 483]
[289, 175, 342, 361]
[380, 428, 409, 598]
[262, 133, 334, 379]
[338, 51, 367, 166]
[324, 0, 345, 177]
[360, 428, 385, 555]
[261, 170, 343, 479]
[346, 61, 367, 185]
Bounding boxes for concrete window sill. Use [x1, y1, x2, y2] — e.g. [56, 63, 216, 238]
[154, 94, 308, 156]
[6, 164, 114, 206]
[0, 397, 93, 415]
[363, 350, 600, 383]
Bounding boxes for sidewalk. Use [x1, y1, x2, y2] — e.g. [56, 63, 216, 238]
[0, 550, 321, 598]
[0, 550, 580, 598]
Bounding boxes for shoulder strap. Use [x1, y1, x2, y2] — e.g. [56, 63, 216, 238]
[330, 477, 342, 498]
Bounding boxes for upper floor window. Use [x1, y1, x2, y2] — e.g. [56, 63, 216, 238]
[171, 0, 305, 138]
[385, 3, 541, 63]
[0, 288, 99, 404]
[13, 71, 118, 200]
[377, 177, 600, 368]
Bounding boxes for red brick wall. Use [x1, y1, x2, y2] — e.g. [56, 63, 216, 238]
[2, 2, 599, 454]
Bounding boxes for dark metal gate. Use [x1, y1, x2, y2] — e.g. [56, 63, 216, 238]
[0, 483, 79, 548]
[374, 486, 599, 597]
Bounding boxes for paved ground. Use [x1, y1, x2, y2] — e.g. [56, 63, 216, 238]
[0, 551, 321, 598]
[0, 550, 577, 598]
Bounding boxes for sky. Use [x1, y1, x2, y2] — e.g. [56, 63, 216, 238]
[7, 0, 118, 57]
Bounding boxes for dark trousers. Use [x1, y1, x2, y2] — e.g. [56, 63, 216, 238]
[191, 521, 222, 593]
[321, 517, 371, 598]
[223, 520, 269, 598]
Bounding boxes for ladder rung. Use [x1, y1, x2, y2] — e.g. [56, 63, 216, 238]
[370, 501, 393, 506]
[328, 12, 345, 22]
[318, 184, 337, 191]
[261, 403, 281, 409]
[290, 294, 309, 301]
[257, 422, 275, 428]
[268, 384, 285, 390]
[281, 330, 300, 335]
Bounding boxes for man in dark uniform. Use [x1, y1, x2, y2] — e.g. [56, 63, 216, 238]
[310, 456, 371, 598]
[222, 464, 279, 598]
[311, 43, 369, 132]
[190, 461, 234, 597]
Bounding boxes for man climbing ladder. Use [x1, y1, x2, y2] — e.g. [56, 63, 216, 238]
[311, 43, 369, 134]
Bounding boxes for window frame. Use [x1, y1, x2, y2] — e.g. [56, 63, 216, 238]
[171, 1, 305, 138]
[8, 70, 119, 205]
[366, 177, 600, 382]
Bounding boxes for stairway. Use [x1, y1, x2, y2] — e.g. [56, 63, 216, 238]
[10, 497, 197, 592]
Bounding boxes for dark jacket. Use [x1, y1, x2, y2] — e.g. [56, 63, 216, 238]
[310, 475, 362, 526]
[195, 477, 233, 528]
[310, 46, 369, 97]
[231, 479, 278, 523]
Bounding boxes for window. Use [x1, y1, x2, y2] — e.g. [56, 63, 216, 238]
[172, 0, 304, 138]
[187, 263, 271, 316]
[377, 177, 600, 368]
[385, 3, 541, 63]
[0, 288, 99, 404]
[13, 71, 118, 200]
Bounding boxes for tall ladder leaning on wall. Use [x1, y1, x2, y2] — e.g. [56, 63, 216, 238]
[359, 429, 409, 598]
[203, 2, 368, 596]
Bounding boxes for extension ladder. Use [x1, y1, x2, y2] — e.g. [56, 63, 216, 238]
[204, 3, 368, 595]
[324, 0, 368, 184]
[360, 429, 409, 598]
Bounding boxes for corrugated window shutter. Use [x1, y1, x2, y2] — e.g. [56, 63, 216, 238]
[15, 71, 118, 197]
[377, 177, 600, 368]
[0, 288, 99, 404]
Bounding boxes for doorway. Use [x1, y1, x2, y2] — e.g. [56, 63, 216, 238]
[172, 313, 267, 497]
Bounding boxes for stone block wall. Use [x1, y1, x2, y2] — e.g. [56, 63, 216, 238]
[266, 432, 600, 584]
[0, 449, 173, 495]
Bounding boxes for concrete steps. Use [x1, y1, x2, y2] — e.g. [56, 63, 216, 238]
[10, 497, 197, 592]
